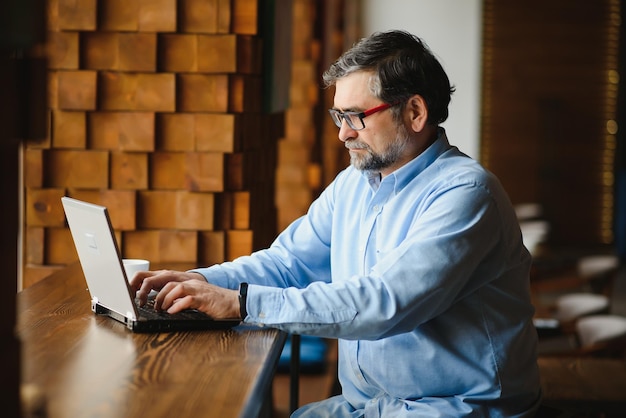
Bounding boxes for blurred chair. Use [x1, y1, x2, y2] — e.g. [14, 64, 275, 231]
[538, 314, 626, 358]
[515, 202, 548, 257]
[553, 293, 610, 323]
[575, 315, 626, 357]
[520, 220, 550, 257]
[534, 293, 611, 336]
[577, 255, 620, 295]
[532, 254, 619, 296]
[514, 202, 543, 221]
[533, 254, 619, 338]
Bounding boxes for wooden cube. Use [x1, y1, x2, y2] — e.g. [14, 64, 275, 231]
[198, 230, 225, 265]
[57, 0, 97, 31]
[82, 33, 157, 72]
[25, 188, 67, 228]
[176, 192, 215, 231]
[137, 191, 214, 230]
[138, 0, 177, 32]
[118, 112, 155, 151]
[88, 112, 119, 149]
[232, 191, 250, 229]
[179, 0, 219, 34]
[286, 107, 314, 141]
[99, 0, 139, 31]
[159, 34, 198, 72]
[118, 33, 157, 71]
[278, 137, 310, 166]
[110, 152, 149, 190]
[185, 152, 224, 192]
[45, 149, 109, 188]
[159, 34, 255, 74]
[89, 111, 155, 151]
[51, 110, 86, 149]
[276, 185, 310, 229]
[47, 31, 79, 70]
[197, 35, 237, 73]
[195, 113, 238, 153]
[99, 72, 175, 112]
[69, 189, 137, 230]
[156, 113, 196, 151]
[225, 230, 253, 260]
[150, 152, 186, 189]
[81, 33, 118, 70]
[276, 164, 307, 187]
[56, 70, 97, 110]
[22, 265, 64, 289]
[290, 62, 317, 107]
[122, 230, 198, 263]
[308, 163, 322, 191]
[225, 153, 245, 190]
[146, 151, 223, 192]
[25, 227, 45, 265]
[45, 227, 78, 265]
[177, 74, 229, 112]
[232, 0, 258, 35]
[47, 0, 60, 32]
[217, 0, 232, 33]
[174, 191, 215, 230]
[23, 148, 43, 188]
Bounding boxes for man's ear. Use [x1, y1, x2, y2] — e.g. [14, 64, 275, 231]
[407, 94, 428, 132]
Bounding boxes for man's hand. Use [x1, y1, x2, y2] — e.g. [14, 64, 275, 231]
[155, 280, 240, 319]
[129, 269, 240, 319]
[130, 269, 206, 307]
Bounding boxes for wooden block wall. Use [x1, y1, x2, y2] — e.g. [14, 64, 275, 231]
[22, 0, 292, 287]
[317, 0, 362, 190]
[275, 0, 320, 231]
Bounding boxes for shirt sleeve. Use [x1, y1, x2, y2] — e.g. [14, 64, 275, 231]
[244, 177, 523, 339]
[188, 176, 337, 290]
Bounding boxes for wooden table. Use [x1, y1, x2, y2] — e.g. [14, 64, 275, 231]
[18, 262, 287, 418]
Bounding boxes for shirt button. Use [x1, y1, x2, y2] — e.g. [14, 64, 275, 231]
[373, 205, 379, 211]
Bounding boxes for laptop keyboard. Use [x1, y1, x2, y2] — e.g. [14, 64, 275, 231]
[136, 298, 212, 321]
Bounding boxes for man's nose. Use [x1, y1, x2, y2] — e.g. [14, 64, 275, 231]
[338, 119, 357, 142]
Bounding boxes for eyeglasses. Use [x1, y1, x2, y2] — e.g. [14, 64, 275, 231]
[328, 102, 397, 131]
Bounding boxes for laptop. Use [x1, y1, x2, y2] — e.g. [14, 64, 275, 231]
[61, 196, 241, 333]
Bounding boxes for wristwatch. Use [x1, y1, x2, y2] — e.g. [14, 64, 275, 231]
[238, 282, 248, 320]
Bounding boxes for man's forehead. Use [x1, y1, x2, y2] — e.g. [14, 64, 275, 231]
[334, 71, 377, 109]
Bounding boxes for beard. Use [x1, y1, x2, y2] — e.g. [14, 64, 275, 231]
[346, 124, 412, 172]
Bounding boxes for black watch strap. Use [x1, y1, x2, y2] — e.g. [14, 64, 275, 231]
[238, 282, 248, 320]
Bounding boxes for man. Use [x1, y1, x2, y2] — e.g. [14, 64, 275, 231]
[131, 30, 541, 417]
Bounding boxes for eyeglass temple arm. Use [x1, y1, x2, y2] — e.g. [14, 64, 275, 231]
[361, 103, 392, 117]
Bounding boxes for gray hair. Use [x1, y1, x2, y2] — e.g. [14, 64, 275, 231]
[323, 30, 455, 125]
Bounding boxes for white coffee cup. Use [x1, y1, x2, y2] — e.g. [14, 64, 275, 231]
[122, 258, 150, 280]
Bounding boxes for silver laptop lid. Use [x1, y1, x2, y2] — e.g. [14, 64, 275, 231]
[61, 196, 139, 321]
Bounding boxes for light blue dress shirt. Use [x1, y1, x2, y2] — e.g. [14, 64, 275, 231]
[192, 129, 541, 417]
